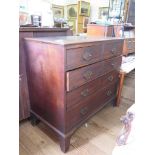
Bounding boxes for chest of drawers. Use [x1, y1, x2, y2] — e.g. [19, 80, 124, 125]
[24, 36, 124, 152]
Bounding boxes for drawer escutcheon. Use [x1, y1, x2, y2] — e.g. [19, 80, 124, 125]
[83, 70, 93, 80]
[82, 50, 93, 61]
[111, 47, 117, 54]
[108, 75, 114, 81]
[80, 107, 88, 116]
[106, 90, 112, 96]
[81, 89, 89, 97]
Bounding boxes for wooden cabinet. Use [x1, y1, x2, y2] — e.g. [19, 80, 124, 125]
[87, 24, 114, 37]
[19, 28, 72, 121]
[24, 36, 123, 152]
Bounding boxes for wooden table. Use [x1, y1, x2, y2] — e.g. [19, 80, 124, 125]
[116, 54, 135, 106]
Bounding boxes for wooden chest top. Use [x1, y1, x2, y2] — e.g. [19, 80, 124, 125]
[25, 36, 124, 45]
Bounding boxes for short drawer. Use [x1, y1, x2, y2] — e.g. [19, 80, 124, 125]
[66, 56, 122, 91]
[66, 70, 119, 109]
[66, 44, 103, 70]
[127, 39, 134, 50]
[103, 40, 124, 59]
[123, 38, 135, 55]
[66, 83, 117, 131]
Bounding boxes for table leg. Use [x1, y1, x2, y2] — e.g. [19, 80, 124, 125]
[116, 72, 125, 106]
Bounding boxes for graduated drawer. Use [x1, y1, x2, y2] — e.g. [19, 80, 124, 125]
[66, 70, 119, 109]
[66, 40, 123, 70]
[66, 82, 117, 131]
[66, 56, 121, 91]
[66, 44, 103, 70]
[103, 40, 124, 59]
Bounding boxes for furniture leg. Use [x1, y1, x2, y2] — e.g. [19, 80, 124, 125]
[59, 135, 72, 153]
[30, 113, 40, 126]
[116, 72, 125, 106]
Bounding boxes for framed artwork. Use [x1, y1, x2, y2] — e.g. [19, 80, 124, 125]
[98, 7, 109, 19]
[52, 4, 64, 18]
[67, 4, 77, 19]
[79, 1, 90, 17]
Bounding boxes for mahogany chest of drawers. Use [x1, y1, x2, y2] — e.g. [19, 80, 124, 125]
[24, 36, 124, 152]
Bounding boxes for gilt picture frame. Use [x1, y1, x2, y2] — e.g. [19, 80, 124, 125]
[98, 7, 109, 19]
[79, 1, 90, 17]
[67, 4, 78, 19]
[51, 4, 64, 18]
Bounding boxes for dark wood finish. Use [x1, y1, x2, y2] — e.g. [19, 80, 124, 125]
[67, 70, 119, 109]
[66, 40, 123, 70]
[19, 27, 73, 34]
[19, 32, 33, 121]
[66, 56, 121, 91]
[24, 36, 123, 152]
[25, 41, 66, 131]
[66, 44, 103, 70]
[103, 40, 123, 59]
[19, 28, 72, 121]
[66, 82, 118, 131]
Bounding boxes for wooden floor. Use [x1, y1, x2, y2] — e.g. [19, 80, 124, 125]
[19, 71, 134, 155]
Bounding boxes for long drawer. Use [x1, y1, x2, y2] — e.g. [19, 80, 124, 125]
[66, 56, 122, 91]
[66, 70, 119, 109]
[66, 82, 117, 131]
[66, 40, 123, 70]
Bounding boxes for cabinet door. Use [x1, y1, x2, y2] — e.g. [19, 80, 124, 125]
[19, 32, 33, 121]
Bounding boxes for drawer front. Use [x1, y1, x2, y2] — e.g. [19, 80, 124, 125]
[123, 38, 135, 55]
[66, 56, 121, 91]
[127, 39, 134, 50]
[66, 83, 117, 131]
[66, 70, 119, 109]
[66, 44, 103, 70]
[103, 40, 123, 59]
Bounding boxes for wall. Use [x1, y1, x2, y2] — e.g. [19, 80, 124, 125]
[19, 0, 54, 26]
[19, 0, 112, 26]
[90, 0, 109, 22]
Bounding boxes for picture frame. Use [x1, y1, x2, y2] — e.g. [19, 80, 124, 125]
[98, 7, 109, 19]
[51, 4, 64, 18]
[79, 1, 90, 17]
[67, 4, 78, 19]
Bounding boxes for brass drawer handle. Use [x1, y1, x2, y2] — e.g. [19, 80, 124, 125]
[19, 74, 23, 81]
[80, 107, 88, 116]
[108, 75, 113, 81]
[111, 47, 116, 54]
[106, 90, 112, 96]
[111, 63, 115, 67]
[83, 71, 93, 80]
[81, 89, 89, 97]
[83, 51, 93, 61]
